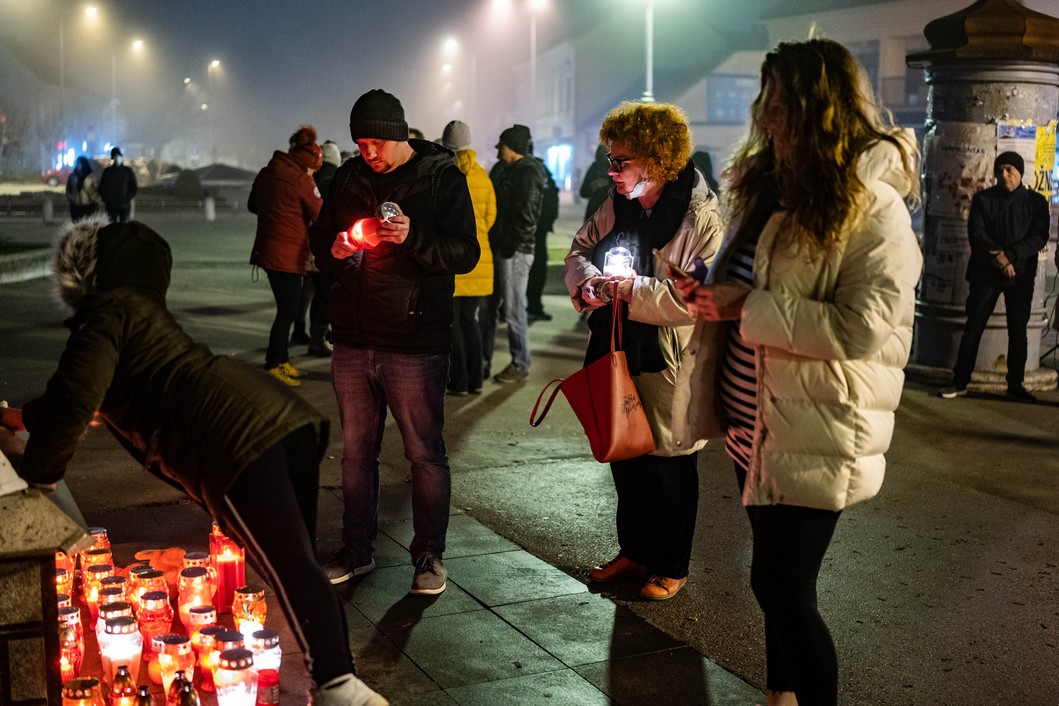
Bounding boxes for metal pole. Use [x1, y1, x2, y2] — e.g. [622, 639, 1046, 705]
[111, 50, 117, 142]
[642, 0, 655, 102]
[530, 13, 537, 134]
[207, 64, 215, 163]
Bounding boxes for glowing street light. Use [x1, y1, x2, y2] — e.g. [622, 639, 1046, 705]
[207, 59, 222, 162]
[489, 0, 547, 133]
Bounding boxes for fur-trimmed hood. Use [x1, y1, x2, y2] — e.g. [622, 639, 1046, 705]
[53, 215, 172, 312]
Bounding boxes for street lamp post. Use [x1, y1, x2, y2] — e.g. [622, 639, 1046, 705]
[642, 0, 655, 102]
[110, 40, 144, 146]
[528, 0, 546, 136]
[207, 59, 220, 163]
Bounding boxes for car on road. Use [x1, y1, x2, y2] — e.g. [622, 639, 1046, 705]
[41, 167, 72, 186]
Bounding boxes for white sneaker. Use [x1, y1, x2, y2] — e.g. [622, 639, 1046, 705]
[311, 674, 388, 706]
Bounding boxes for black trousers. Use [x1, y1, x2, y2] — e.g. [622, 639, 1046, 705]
[265, 270, 303, 369]
[737, 464, 841, 705]
[449, 296, 484, 393]
[609, 452, 698, 578]
[526, 227, 549, 315]
[952, 272, 1035, 388]
[219, 425, 354, 685]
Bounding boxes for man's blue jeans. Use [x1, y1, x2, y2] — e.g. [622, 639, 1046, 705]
[331, 346, 451, 563]
[480, 251, 534, 372]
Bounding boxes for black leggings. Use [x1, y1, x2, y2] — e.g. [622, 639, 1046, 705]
[219, 426, 354, 685]
[738, 465, 841, 705]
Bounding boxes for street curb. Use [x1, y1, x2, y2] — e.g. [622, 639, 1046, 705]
[0, 246, 51, 284]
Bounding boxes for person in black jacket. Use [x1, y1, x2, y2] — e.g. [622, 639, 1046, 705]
[480, 124, 547, 383]
[97, 146, 138, 223]
[526, 153, 559, 323]
[12, 216, 387, 706]
[940, 151, 1049, 403]
[309, 89, 479, 599]
[580, 144, 612, 221]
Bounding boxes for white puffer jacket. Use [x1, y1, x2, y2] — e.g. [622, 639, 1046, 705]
[672, 139, 923, 509]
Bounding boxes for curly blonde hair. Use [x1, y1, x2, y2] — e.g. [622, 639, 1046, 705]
[727, 39, 919, 255]
[599, 101, 693, 184]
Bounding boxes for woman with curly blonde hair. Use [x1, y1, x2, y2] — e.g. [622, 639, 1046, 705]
[565, 101, 724, 601]
[673, 39, 921, 705]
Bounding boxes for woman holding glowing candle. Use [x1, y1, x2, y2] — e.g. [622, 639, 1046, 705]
[15, 217, 384, 703]
[565, 101, 724, 602]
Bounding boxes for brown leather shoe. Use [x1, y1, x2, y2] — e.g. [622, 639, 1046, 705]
[640, 575, 687, 601]
[588, 555, 647, 583]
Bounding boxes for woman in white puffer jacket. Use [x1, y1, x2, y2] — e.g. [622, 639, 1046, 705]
[672, 39, 922, 706]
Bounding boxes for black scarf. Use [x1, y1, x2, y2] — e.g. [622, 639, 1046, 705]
[584, 161, 696, 373]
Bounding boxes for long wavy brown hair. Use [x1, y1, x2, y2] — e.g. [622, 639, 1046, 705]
[726, 39, 919, 255]
[599, 101, 692, 184]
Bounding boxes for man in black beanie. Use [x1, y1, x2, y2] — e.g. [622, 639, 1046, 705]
[481, 123, 548, 384]
[940, 150, 1049, 403]
[309, 89, 478, 619]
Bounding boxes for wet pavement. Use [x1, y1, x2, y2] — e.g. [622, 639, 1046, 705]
[2, 205, 1057, 705]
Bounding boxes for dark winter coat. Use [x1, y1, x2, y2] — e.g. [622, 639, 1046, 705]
[490, 155, 547, 257]
[309, 139, 479, 353]
[248, 151, 323, 275]
[966, 183, 1049, 287]
[98, 164, 138, 210]
[19, 219, 328, 520]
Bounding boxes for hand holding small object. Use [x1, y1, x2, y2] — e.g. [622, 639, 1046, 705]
[680, 282, 751, 321]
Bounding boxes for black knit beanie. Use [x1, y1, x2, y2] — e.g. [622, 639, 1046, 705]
[349, 89, 408, 142]
[993, 150, 1024, 177]
[497, 124, 532, 155]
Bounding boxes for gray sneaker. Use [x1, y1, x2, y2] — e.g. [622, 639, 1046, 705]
[938, 385, 967, 399]
[323, 550, 375, 585]
[493, 363, 529, 384]
[410, 555, 447, 595]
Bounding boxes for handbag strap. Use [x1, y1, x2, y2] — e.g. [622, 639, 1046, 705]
[529, 378, 565, 427]
[610, 299, 624, 353]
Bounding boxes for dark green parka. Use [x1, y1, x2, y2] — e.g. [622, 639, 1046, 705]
[20, 218, 328, 519]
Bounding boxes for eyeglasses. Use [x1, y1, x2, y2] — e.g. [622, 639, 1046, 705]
[606, 153, 633, 173]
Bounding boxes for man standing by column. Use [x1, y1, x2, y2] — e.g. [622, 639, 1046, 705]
[309, 89, 479, 595]
[98, 146, 138, 223]
[481, 124, 547, 384]
[940, 151, 1049, 403]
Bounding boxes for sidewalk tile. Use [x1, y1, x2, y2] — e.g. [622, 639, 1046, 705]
[380, 513, 520, 557]
[574, 646, 763, 704]
[347, 624, 450, 703]
[445, 550, 588, 607]
[494, 592, 684, 666]
[377, 610, 563, 689]
[443, 669, 610, 705]
[339, 565, 483, 625]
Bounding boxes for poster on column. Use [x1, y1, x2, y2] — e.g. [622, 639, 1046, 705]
[924, 122, 994, 219]
[996, 120, 1039, 190]
[1033, 120, 1056, 200]
[920, 216, 964, 303]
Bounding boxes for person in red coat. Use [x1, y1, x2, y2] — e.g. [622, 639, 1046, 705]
[249, 125, 324, 386]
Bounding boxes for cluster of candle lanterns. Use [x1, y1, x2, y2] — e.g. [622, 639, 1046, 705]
[56, 523, 282, 705]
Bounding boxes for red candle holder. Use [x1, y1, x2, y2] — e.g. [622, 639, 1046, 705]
[209, 524, 244, 614]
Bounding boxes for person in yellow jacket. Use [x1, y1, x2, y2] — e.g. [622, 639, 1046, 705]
[442, 120, 496, 395]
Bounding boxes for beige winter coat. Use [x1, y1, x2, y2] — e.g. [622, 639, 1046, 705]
[566, 170, 725, 456]
[672, 139, 923, 509]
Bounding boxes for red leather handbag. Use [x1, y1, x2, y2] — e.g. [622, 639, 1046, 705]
[530, 301, 655, 462]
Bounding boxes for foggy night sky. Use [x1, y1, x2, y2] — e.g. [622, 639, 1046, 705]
[1, 0, 1055, 169]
